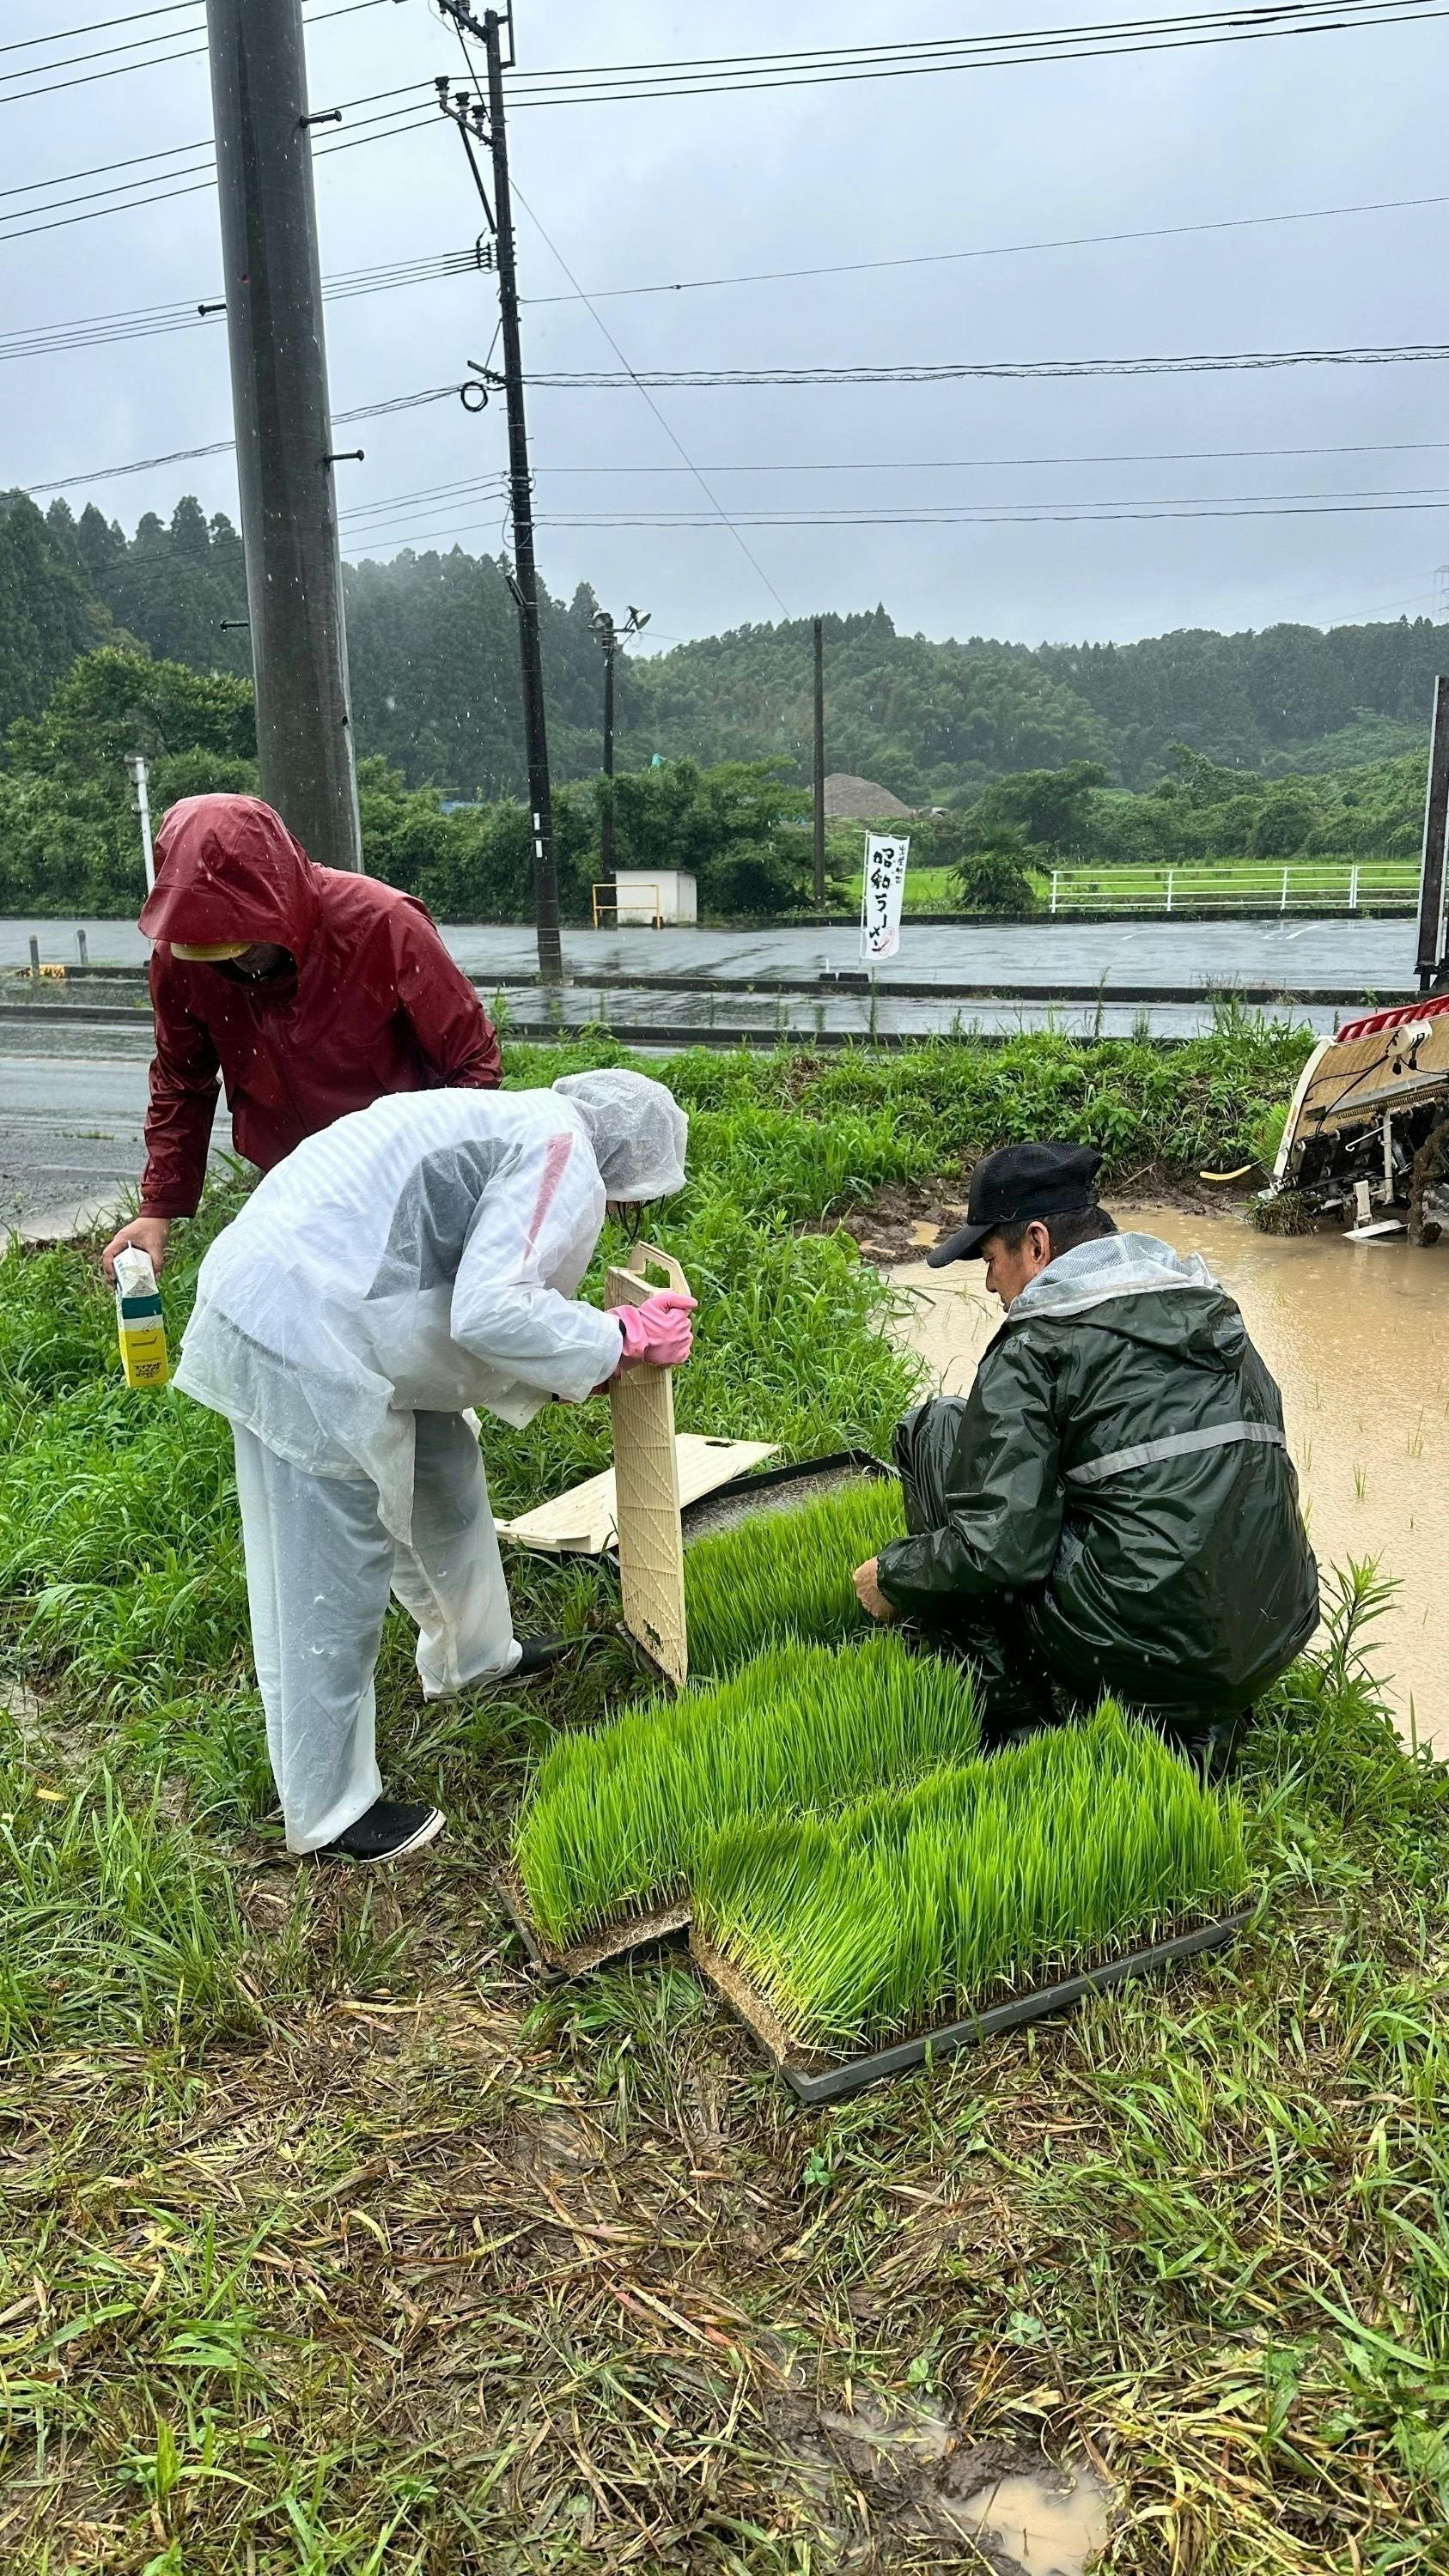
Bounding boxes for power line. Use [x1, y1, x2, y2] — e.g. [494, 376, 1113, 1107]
[0, 135, 210, 200]
[329, 488, 1449, 557]
[0, 248, 485, 362]
[3, 88, 429, 211]
[13, 167, 1446, 351]
[533, 437, 1449, 471]
[509, 180, 791, 619]
[1, 0, 201, 53]
[0, 0, 391, 107]
[521, 341, 1449, 388]
[345, 494, 1449, 545]
[502, 0, 1447, 106]
[336, 445, 1438, 532]
[0, 105, 436, 240]
[506, 0, 1425, 83]
[19, 383, 467, 497]
[7, 0, 1430, 113]
[520, 189, 1449, 308]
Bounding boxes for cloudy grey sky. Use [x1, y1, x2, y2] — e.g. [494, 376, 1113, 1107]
[5, 0, 1449, 653]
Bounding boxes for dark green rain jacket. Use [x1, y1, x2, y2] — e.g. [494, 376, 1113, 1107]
[876, 1231, 1319, 1716]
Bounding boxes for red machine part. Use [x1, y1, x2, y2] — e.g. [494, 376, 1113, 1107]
[1336, 994, 1449, 1044]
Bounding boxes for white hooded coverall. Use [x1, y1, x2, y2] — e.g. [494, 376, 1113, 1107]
[174, 1072, 687, 1850]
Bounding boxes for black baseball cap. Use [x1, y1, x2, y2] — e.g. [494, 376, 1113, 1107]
[927, 1141, 1105, 1265]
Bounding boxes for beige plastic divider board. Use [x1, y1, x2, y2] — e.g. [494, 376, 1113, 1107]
[606, 1244, 691, 1686]
[495, 1433, 778, 1555]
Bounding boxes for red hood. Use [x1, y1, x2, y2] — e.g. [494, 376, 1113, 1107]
[140, 794, 323, 957]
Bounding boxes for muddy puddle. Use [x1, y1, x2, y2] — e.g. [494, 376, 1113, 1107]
[955, 2466, 1112, 2574]
[891, 1207, 1449, 1751]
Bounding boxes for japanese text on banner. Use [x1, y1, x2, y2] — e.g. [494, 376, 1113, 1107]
[860, 833, 911, 963]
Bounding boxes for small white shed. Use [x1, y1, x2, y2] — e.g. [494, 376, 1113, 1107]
[613, 870, 697, 927]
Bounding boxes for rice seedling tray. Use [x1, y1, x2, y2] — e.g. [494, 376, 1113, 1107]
[496, 1865, 691, 1985]
[691, 1908, 1252, 2104]
[677, 1449, 893, 1547]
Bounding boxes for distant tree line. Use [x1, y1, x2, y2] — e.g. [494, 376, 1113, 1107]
[0, 643, 1423, 923]
[3, 487, 1447, 805]
[0, 647, 821, 920]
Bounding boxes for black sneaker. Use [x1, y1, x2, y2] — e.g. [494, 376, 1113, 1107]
[508, 1634, 579, 1681]
[320, 1799, 445, 1863]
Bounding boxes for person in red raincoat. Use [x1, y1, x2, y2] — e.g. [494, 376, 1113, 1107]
[101, 793, 502, 1280]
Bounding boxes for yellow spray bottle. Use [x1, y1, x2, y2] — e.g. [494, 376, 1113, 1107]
[114, 1244, 170, 1388]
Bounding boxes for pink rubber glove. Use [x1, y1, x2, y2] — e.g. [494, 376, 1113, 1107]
[614, 1291, 697, 1370]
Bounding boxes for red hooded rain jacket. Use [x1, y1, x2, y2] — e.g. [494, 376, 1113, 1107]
[137, 794, 502, 1218]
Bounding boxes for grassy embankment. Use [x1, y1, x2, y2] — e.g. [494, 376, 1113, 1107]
[3, 1024, 1448, 2572]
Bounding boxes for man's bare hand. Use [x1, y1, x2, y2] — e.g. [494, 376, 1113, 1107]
[101, 1215, 171, 1285]
[853, 1557, 898, 1623]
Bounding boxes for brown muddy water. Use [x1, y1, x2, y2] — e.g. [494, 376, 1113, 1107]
[956, 2465, 1112, 2574]
[891, 1207, 1449, 1752]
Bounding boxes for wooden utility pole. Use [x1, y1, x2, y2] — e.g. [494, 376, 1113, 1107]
[204, 0, 362, 870]
[812, 616, 826, 908]
[1416, 674, 1449, 990]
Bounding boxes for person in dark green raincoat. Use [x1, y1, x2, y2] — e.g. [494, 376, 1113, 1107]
[853, 1142, 1318, 1771]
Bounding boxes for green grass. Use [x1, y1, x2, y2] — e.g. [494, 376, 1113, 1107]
[0, 1746, 255, 2054]
[695, 1701, 1248, 2054]
[684, 1477, 904, 1675]
[512, 1633, 978, 1947]
[8, 1030, 1449, 2569]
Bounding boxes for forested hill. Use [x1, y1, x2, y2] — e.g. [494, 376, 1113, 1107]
[3, 485, 1443, 803]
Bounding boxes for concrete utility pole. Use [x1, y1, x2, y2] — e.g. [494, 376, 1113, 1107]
[1416, 675, 1449, 990]
[593, 603, 650, 883]
[124, 752, 156, 894]
[205, 0, 362, 872]
[812, 616, 827, 908]
[481, 7, 563, 981]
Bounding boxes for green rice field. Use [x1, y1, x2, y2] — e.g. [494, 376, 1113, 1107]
[845, 857, 1418, 914]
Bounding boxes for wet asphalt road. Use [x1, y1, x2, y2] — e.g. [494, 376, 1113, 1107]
[1, 1042, 234, 1236]
[0, 910, 1421, 1231]
[3, 913, 1416, 987]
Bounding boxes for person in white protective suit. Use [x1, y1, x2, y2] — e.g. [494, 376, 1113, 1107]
[173, 1068, 692, 1863]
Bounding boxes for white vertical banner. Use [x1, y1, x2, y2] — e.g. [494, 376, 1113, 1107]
[860, 832, 910, 964]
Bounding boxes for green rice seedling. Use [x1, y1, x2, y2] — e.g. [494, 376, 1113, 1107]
[694, 1702, 1249, 2054]
[511, 1633, 977, 1947]
[684, 1478, 905, 1675]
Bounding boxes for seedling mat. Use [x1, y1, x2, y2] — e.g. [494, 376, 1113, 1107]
[691, 1910, 1252, 2103]
[504, 1446, 901, 1975]
[678, 1448, 893, 1546]
[496, 1865, 691, 1987]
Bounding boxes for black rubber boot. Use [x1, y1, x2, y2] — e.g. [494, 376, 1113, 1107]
[510, 1635, 580, 1681]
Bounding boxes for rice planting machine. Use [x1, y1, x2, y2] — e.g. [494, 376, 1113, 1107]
[1259, 677, 1449, 1243]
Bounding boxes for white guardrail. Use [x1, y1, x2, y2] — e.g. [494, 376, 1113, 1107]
[1044, 866, 1414, 914]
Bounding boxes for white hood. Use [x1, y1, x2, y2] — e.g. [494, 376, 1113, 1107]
[1008, 1230, 1221, 1324]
